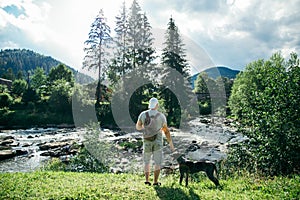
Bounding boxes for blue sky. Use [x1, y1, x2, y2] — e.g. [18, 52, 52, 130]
[0, 0, 299, 76]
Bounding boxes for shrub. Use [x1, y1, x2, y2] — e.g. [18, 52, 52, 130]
[0, 92, 13, 108]
[12, 79, 27, 97]
[227, 52, 300, 176]
[43, 147, 109, 173]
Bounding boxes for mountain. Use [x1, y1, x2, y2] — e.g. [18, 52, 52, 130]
[189, 66, 240, 89]
[0, 49, 94, 84]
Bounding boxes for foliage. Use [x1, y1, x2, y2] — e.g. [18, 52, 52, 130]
[30, 67, 47, 95]
[161, 17, 189, 76]
[83, 123, 117, 168]
[159, 17, 193, 127]
[0, 49, 93, 84]
[48, 79, 73, 115]
[16, 70, 24, 79]
[193, 72, 233, 115]
[46, 64, 75, 116]
[110, 2, 155, 104]
[83, 9, 112, 104]
[194, 72, 213, 115]
[106, 0, 156, 127]
[0, 84, 8, 93]
[0, 172, 299, 199]
[129, 83, 153, 122]
[119, 140, 143, 151]
[108, 1, 129, 85]
[0, 61, 81, 128]
[126, 0, 155, 69]
[43, 147, 109, 173]
[0, 92, 13, 108]
[11, 79, 27, 97]
[48, 64, 75, 87]
[22, 87, 40, 104]
[0, 108, 74, 127]
[1, 67, 15, 80]
[228, 52, 300, 176]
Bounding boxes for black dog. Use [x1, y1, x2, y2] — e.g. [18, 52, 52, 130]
[175, 154, 219, 187]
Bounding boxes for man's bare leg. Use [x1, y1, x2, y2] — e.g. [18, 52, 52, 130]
[144, 164, 151, 183]
[154, 165, 161, 184]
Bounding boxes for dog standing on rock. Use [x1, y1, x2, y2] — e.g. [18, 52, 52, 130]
[175, 154, 220, 187]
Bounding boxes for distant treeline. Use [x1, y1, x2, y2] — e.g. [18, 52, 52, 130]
[0, 49, 94, 84]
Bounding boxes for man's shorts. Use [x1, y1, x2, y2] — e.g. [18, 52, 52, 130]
[143, 138, 163, 166]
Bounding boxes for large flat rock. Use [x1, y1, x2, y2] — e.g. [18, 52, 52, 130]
[0, 150, 15, 161]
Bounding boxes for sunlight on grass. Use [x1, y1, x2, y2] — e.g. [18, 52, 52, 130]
[0, 172, 299, 199]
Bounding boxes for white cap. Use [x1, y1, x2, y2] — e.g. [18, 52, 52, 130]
[148, 97, 158, 109]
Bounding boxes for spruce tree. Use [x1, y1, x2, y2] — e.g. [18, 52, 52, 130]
[108, 1, 129, 84]
[83, 9, 112, 104]
[160, 17, 191, 127]
[161, 17, 189, 76]
[108, 0, 155, 85]
[126, 0, 155, 69]
[109, 0, 157, 126]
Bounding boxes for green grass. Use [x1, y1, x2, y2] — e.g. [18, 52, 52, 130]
[0, 172, 299, 199]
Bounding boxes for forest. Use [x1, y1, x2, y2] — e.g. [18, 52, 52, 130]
[0, 49, 94, 84]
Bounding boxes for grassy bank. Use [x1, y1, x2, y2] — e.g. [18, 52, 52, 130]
[0, 172, 299, 199]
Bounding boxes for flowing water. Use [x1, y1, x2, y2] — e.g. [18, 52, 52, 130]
[0, 128, 84, 172]
[0, 118, 246, 173]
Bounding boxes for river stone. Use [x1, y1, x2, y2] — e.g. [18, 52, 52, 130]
[0, 139, 15, 146]
[38, 141, 71, 151]
[0, 150, 15, 160]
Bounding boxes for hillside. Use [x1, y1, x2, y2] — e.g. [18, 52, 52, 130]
[0, 49, 94, 84]
[189, 66, 240, 89]
[204, 66, 240, 79]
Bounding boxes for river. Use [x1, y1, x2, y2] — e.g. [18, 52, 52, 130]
[0, 117, 247, 173]
[0, 128, 84, 172]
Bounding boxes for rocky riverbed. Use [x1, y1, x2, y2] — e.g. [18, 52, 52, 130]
[0, 128, 84, 172]
[0, 117, 247, 173]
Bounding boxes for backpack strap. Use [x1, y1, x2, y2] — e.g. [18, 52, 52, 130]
[145, 112, 150, 123]
[146, 111, 150, 118]
[146, 111, 160, 120]
[153, 113, 160, 119]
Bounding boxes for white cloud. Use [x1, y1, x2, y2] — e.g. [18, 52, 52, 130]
[0, 0, 299, 74]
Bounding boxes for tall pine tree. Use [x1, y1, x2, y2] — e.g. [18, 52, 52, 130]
[83, 9, 112, 104]
[161, 17, 189, 76]
[108, 1, 129, 85]
[126, 0, 155, 69]
[109, 0, 157, 125]
[108, 0, 155, 85]
[160, 17, 191, 127]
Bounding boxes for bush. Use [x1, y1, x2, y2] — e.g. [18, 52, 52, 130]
[48, 79, 72, 115]
[198, 101, 211, 115]
[12, 79, 27, 97]
[44, 147, 109, 173]
[227, 52, 300, 176]
[0, 92, 13, 108]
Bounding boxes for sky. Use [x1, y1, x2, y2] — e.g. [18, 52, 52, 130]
[0, 0, 299, 76]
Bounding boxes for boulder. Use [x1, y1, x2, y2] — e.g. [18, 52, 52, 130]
[1, 136, 15, 140]
[16, 149, 28, 156]
[0, 145, 10, 150]
[0, 150, 15, 160]
[38, 141, 72, 151]
[0, 139, 15, 146]
[40, 143, 79, 157]
[186, 141, 201, 152]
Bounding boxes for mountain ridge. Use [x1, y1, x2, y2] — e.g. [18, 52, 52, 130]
[0, 49, 94, 84]
[189, 66, 241, 89]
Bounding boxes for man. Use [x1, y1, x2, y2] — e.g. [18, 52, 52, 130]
[136, 97, 175, 186]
